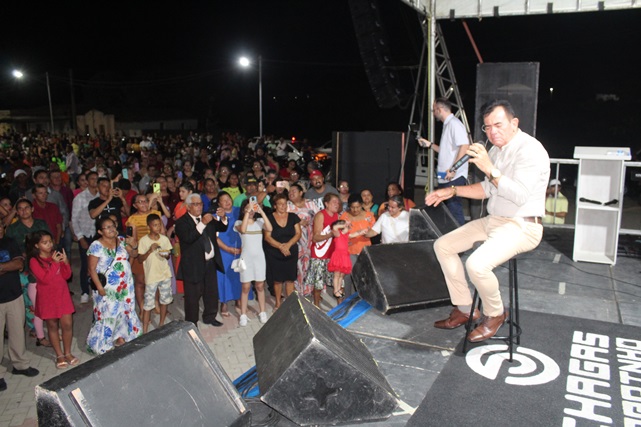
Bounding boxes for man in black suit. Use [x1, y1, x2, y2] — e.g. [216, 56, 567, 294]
[175, 193, 228, 326]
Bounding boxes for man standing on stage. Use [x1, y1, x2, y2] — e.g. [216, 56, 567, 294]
[425, 99, 549, 342]
[418, 97, 469, 225]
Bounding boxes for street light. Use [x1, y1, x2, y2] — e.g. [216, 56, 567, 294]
[238, 55, 263, 137]
[11, 69, 55, 133]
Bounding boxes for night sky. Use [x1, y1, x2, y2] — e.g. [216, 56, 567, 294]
[2, 1, 640, 158]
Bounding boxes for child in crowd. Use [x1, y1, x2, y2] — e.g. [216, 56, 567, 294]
[327, 220, 367, 298]
[137, 214, 174, 333]
[27, 230, 77, 369]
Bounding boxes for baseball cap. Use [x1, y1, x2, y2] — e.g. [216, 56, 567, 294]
[14, 169, 27, 178]
[244, 177, 258, 185]
[309, 170, 323, 179]
[549, 179, 561, 187]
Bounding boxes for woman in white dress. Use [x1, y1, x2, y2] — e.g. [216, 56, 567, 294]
[235, 198, 273, 327]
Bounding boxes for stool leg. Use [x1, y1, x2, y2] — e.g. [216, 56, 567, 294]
[462, 290, 479, 354]
[512, 258, 520, 345]
[507, 259, 515, 362]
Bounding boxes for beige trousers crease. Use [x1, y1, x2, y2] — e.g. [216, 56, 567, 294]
[0, 296, 30, 376]
[434, 215, 543, 317]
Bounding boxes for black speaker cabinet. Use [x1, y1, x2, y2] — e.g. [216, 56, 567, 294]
[474, 62, 540, 141]
[332, 131, 416, 204]
[36, 322, 250, 427]
[352, 241, 450, 314]
[409, 204, 459, 241]
[253, 293, 397, 426]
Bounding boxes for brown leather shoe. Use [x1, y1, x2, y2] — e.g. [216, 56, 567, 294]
[434, 307, 480, 329]
[467, 311, 508, 342]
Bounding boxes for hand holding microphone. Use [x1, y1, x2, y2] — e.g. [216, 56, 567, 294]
[417, 137, 432, 149]
[449, 142, 489, 173]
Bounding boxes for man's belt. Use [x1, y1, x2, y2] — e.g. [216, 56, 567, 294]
[522, 216, 542, 224]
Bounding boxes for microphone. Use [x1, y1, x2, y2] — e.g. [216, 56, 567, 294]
[449, 154, 470, 173]
[449, 141, 486, 173]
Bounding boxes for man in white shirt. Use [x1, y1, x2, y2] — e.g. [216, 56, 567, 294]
[71, 171, 99, 303]
[425, 99, 549, 342]
[418, 97, 470, 225]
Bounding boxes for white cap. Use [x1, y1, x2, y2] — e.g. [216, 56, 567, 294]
[549, 179, 561, 187]
[13, 169, 27, 178]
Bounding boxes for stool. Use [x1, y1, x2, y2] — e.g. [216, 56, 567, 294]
[462, 257, 521, 361]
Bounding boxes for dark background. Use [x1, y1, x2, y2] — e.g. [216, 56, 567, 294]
[1, 1, 640, 158]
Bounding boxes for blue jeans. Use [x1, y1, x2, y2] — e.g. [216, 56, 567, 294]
[437, 176, 467, 226]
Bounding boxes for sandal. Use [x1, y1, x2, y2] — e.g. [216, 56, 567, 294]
[55, 356, 68, 369]
[333, 289, 345, 299]
[64, 354, 80, 366]
[36, 338, 52, 347]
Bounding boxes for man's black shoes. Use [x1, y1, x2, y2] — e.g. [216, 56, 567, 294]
[12, 367, 39, 377]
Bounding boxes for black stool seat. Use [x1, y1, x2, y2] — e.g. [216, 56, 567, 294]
[462, 257, 521, 361]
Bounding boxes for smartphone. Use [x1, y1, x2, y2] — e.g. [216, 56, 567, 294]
[276, 181, 285, 188]
[250, 196, 257, 203]
[111, 181, 117, 190]
[153, 183, 161, 194]
[122, 169, 129, 180]
[126, 226, 134, 237]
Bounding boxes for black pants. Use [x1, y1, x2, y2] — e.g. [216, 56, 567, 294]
[183, 259, 219, 324]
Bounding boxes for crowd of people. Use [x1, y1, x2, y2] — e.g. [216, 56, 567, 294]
[0, 129, 415, 377]
[0, 98, 554, 390]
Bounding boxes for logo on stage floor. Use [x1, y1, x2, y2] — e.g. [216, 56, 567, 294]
[466, 344, 560, 386]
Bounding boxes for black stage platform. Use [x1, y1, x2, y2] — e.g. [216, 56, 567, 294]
[245, 229, 641, 426]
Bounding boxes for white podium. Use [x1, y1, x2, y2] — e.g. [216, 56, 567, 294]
[573, 146, 630, 265]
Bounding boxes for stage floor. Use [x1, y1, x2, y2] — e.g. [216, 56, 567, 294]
[250, 228, 641, 426]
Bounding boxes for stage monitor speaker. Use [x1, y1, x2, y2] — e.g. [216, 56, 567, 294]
[253, 293, 397, 426]
[332, 131, 415, 204]
[36, 322, 250, 427]
[352, 241, 450, 314]
[474, 62, 540, 142]
[409, 204, 459, 241]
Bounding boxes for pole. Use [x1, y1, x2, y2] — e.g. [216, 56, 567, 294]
[427, 1, 436, 193]
[259, 55, 263, 137]
[46, 72, 54, 134]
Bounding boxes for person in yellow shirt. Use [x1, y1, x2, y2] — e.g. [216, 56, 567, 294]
[543, 179, 568, 224]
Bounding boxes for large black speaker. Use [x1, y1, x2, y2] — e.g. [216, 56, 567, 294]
[36, 322, 250, 427]
[332, 131, 416, 203]
[253, 293, 397, 426]
[352, 241, 450, 314]
[409, 204, 459, 241]
[474, 62, 540, 142]
[349, 0, 405, 108]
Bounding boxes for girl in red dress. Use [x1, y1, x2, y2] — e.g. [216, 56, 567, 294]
[27, 231, 77, 369]
[327, 220, 368, 298]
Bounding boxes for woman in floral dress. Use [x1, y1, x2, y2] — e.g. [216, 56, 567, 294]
[287, 184, 319, 296]
[86, 217, 141, 354]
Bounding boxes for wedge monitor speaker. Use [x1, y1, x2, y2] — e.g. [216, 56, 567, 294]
[253, 293, 397, 426]
[36, 322, 250, 427]
[352, 241, 450, 314]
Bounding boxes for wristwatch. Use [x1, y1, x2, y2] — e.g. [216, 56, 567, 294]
[490, 168, 502, 180]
